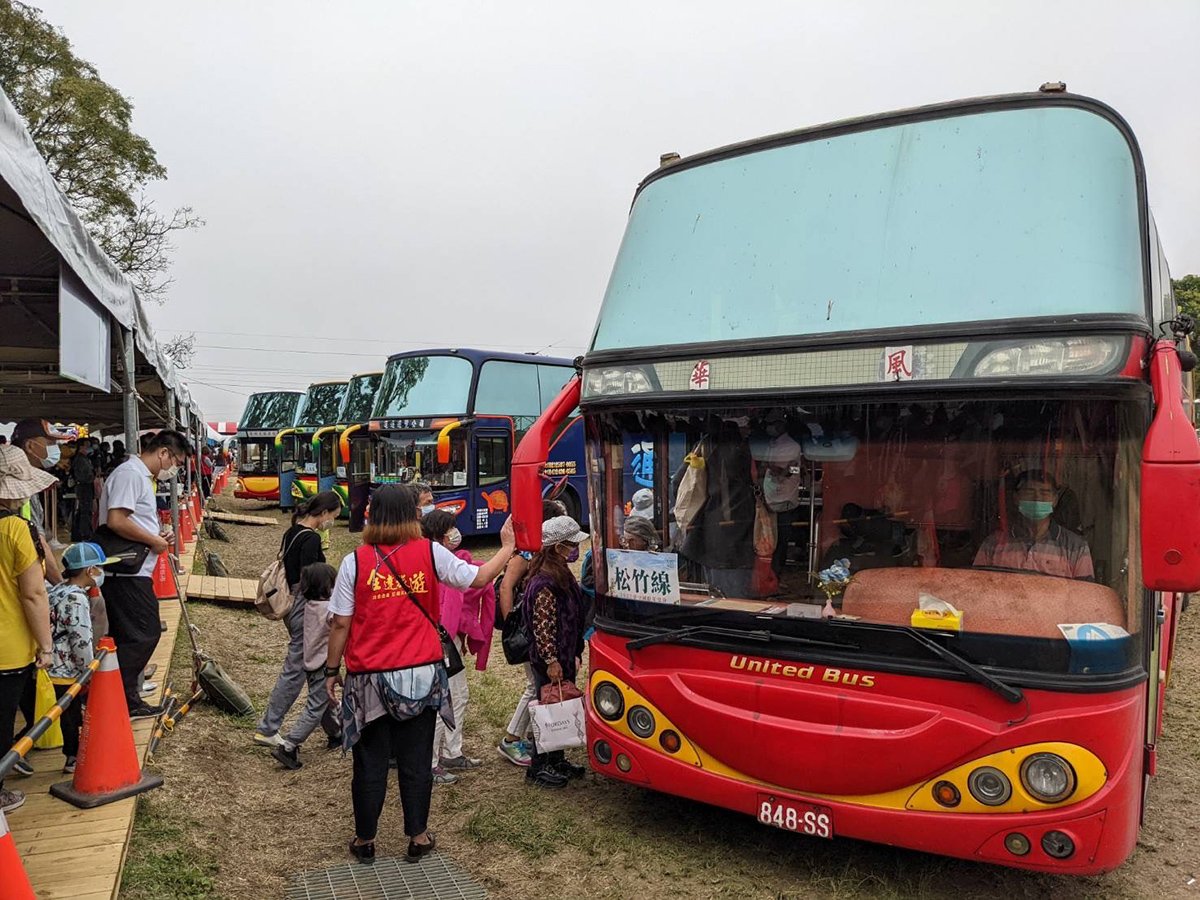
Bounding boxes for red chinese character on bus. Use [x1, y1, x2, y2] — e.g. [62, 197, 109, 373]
[690, 359, 711, 390]
[882, 346, 914, 381]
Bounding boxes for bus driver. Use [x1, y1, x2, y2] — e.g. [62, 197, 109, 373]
[973, 469, 1094, 581]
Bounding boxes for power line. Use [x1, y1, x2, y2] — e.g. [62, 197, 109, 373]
[166, 328, 587, 352]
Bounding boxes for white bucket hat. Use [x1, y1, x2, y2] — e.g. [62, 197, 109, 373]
[0, 445, 58, 500]
[541, 515, 589, 547]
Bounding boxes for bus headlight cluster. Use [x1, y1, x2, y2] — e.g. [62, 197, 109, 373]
[583, 367, 654, 396]
[966, 766, 1012, 806]
[1020, 753, 1076, 803]
[593, 682, 624, 721]
[972, 336, 1122, 378]
[627, 705, 656, 738]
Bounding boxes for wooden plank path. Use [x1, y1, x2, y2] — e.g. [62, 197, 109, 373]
[184, 572, 257, 606]
[9, 577, 184, 899]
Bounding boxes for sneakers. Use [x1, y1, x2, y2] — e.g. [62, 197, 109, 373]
[439, 755, 483, 770]
[497, 738, 532, 767]
[553, 757, 587, 780]
[11, 759, 33, 778]
[431, 766, 459, 785]
[128, 702, 165, 720]
[405, 833, 436, 865]
[525, 763, 569, 789]
[0, 788, 25, 813]
[253, 732, 284, 748]
[140, 681, 159, 695]
[271, 744, 302, 770]
[62, 756, 77, 775]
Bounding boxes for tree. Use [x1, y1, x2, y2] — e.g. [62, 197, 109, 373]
[0, 1, 200, 301]
[1174, 276, 1200, 324]
[160, 332, 196, 369]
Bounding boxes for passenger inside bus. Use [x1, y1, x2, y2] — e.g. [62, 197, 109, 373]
[973, 469, 1094, 581]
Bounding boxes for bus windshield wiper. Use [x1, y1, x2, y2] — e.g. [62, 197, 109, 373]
[831, 620, 1024, 704]
[626, 624, 857, 653]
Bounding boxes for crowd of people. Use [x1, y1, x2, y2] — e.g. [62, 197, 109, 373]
[0, 418, 210, 815]
[250, 483, 593, 863]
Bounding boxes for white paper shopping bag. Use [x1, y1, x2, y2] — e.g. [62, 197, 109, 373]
[529, 695, 586, 753]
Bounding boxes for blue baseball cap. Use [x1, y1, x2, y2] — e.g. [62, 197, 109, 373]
[62, 542, 120, 570]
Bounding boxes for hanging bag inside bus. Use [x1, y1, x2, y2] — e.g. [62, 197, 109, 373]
[750, 460, 780, 597]
[379, 546, 465, 677]
[255, 528, 312, 620]
[673, 439, 708, 533]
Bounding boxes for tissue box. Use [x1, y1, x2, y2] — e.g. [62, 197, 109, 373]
[911, 607, 963, 632]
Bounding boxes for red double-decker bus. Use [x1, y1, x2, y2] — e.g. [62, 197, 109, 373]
[513, 87, 1199, 873]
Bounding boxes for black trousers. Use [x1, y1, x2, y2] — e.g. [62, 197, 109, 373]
[0, 665, 33, 789]
[101, 575, 160, 708]
[53, 683, 85, 758]
[351, 708, 435, 841]
[72, 484, 95, 541]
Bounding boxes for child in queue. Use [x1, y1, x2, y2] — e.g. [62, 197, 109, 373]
[46, 542, 117, 773]
[272, 562, 341, 769]
[421, 510, 495, 784]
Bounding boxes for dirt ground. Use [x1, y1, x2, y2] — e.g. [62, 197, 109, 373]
[122, 494, 1200, 899]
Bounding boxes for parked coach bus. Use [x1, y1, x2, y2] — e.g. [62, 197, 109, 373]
[234, 390, 303, 501]
[512, 87, 1199, 874]
[332, 370, 382, 524]
[277, 380, 347, 510]
[363, 348, 586, 536]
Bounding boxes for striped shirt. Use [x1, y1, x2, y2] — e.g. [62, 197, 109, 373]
[973, 523, 1094, 581]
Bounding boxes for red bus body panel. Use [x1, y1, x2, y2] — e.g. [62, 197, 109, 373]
[586, 631, 1144, 873]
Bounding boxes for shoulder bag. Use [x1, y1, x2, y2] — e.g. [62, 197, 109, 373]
[255, 528, 313, 620]
[92, 523, 152, 576]
[378, 544, 465, 676]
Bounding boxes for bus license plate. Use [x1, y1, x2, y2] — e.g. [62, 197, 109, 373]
[757, 794, 833, 839]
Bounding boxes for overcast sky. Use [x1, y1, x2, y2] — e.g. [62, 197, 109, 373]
[32, 1, 1200, 420]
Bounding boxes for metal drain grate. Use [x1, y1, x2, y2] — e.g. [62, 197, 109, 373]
[286, 854, 488, 900]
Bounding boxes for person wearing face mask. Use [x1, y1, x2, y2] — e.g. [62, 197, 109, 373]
[522, 515, 590, 789]
[255, 490, 343, 750]
[420, 510, 496, 782]
[413, 482, 435, 518]
[69, 439, 97, 542]
[46, 543, 119, 774]
[10, 418, 68, 585]
[98, 429, 190, 717]
[974, 469, 1094, 580]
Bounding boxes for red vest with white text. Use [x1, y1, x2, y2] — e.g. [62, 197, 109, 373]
[344, 540, 442, 674]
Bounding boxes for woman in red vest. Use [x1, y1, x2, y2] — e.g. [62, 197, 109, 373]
[325, 484, 516, 865]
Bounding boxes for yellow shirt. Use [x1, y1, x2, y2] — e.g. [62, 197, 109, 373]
[0, 515, 39, 669]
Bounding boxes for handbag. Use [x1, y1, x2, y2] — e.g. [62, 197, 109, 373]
[92, 524, 152, 576]
[538, 680, 583, 704]
[255, 529, 312, 621]
[501, 598, 532, 665]
[529, 682, 586, 753]
[33, 669, 64, 750]
[672, 439, 708, 533]
[379, 546, 465, 677]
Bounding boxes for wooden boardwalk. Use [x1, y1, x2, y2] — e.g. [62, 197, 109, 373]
[9, 559, 187, 899]
[184, 573, 257, 606]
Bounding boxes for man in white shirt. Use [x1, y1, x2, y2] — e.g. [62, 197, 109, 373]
[99, 429, 189, 717]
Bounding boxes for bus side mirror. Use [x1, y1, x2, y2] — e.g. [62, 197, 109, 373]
[1141, 340, 1200, 591]
[512, 376, 582, 552]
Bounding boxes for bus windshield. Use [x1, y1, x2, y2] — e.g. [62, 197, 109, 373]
[239, 438, 273, 475]
[373, 430, 468, 489]
[377, 356, 473, 418]
[591, 106, 1142, 351]
[241, 392, 301, 430]
[340, 374, 382, 423]
[297, 384, 346, 428]
[592, 394, 1147, 676]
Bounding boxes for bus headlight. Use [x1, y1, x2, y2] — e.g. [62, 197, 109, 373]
[972, 336, 1122, 377]
[1020, 753, 1076, 803]
[593, 682, 624, 721]
[583, 367, 654, 396]
[627, 705, 656, 738]
[967, 766, 1012, 806]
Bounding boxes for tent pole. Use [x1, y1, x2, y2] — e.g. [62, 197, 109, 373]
[166, 389, 182, 559]
[120, 328, 139, 450]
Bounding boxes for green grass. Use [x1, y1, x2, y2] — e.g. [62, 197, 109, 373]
[120, 795, 219, 900]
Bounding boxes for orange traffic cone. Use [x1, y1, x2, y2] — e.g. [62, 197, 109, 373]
[180, 508, 195, 544]
[49, 638, 164, 809]
[0, 809, 35, 899]
[151, 552, 176, 599]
